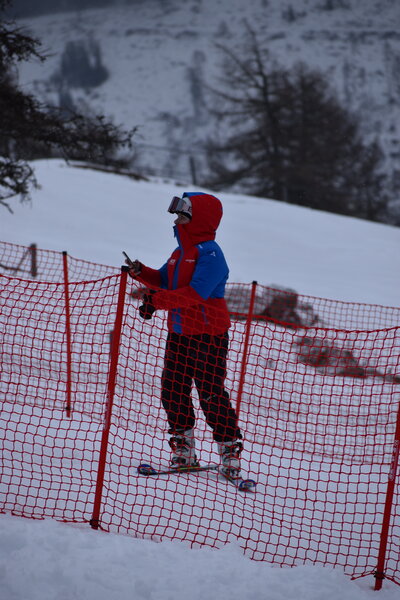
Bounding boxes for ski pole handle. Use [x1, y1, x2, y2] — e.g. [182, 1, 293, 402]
[122, 251, 142, 276]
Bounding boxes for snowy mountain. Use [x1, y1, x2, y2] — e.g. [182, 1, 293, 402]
[14, 0, 400, 206]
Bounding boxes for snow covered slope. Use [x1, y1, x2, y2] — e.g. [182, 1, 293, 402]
[1, 157, 400, 599]
[1, 159, 399, 306]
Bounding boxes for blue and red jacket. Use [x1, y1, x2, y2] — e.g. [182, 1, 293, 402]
[137, 192, 231, 335]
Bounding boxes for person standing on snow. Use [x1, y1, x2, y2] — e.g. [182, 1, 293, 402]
[126, 192, 243, 479]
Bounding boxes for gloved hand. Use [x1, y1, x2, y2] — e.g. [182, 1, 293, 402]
[126, 259, 142, 278]
[139, 292, 156, 320]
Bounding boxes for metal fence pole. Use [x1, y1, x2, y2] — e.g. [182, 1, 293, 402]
[374, 397, 400, 590]
[90, 266, 128, 530]
[235, 280, 257, 422]
[62, 251, 72, 417]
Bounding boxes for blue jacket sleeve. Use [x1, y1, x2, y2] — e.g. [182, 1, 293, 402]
[190, 243, 228, 300]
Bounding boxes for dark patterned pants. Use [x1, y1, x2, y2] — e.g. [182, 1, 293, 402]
[161, 332, 241, 442]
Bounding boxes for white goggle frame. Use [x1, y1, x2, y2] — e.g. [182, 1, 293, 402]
[168, 196, 192, 218]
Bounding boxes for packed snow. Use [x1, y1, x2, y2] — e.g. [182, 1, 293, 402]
[0, 160, 399, 599]
[1, 514, 398, 600]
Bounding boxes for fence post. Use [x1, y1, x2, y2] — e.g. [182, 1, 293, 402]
[90, 266, 129, 530]
[189, 155, 197, 185]
[62, 251, 72, 417]
[29, 243, 37, 278]
[374, 397, 400, 590]
[235, 281, 257, 422]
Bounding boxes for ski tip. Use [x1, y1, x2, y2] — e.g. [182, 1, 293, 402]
[137, 463, 157, 476]
[238, 478, 257, 492]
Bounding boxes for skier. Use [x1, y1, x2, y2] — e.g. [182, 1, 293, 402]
[126, 192, 243, 480]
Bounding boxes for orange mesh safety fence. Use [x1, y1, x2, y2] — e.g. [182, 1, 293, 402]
[0, 241, 399, 589]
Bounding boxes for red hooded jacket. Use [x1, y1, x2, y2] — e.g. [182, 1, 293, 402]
[137, 192, 231, 335]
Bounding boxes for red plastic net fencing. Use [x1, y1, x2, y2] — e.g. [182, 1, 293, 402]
[0, 240, 117, 282]
[1, 243, 400, 589]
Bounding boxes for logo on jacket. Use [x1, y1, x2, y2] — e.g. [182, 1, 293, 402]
[169, 259, 176, 265]
[185, 259, 196, 263]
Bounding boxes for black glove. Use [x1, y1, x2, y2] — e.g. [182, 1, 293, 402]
[139, 292, 156, 320]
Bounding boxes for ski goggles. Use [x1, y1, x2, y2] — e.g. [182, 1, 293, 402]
[168, 195, 192, 219]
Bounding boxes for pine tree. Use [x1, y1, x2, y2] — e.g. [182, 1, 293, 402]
[206, 25, 387, 222]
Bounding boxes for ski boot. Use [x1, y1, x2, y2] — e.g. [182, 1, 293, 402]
[168, 429, 199, 469]
[217, 440, 243, 480]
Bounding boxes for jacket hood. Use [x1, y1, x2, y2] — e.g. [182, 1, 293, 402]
[175, 192, 223, 248]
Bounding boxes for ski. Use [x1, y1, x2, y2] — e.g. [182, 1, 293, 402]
[137, 462, 257, 492]
[137, 463, 219, 476]
[219, 471, 257, 492]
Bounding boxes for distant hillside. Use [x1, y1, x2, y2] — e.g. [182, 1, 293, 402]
[14, 0, 400, 221]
